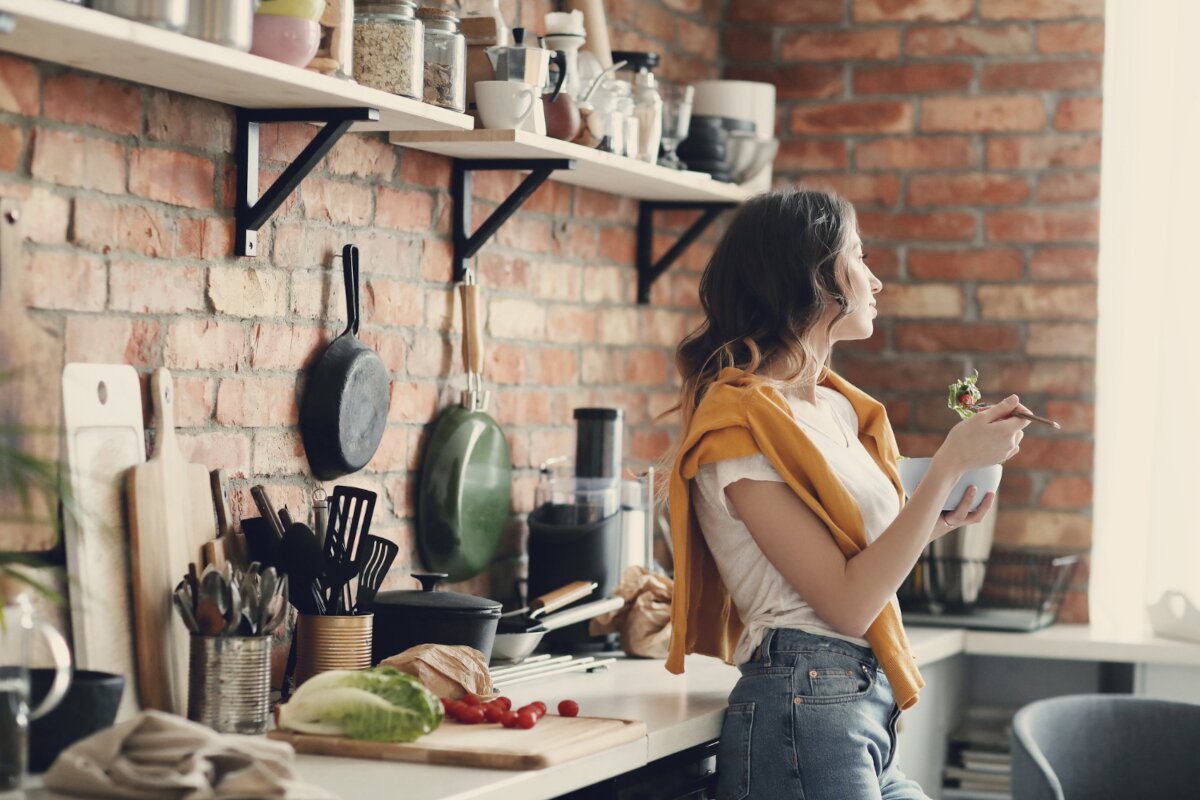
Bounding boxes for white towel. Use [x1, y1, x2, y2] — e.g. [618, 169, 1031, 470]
[41, 710, 338, 800]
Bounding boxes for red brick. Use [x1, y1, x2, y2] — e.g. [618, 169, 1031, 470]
[894, 433, 945, 457]
[985, 209, 1098, 242]
[982, 0, 1104, 20]
[325, 133, 397, 179]
[109, 260, 206, 314]
[921, 97, 1047, 132]
[1054, 97, 1102, 131]
[31, 129, 126, 194]
[792, 102, 913, 135]
[129, 147, 214, 209]
[1030, 246, 1097, 280]
[838, 354, 963, 391]
[250, 323, 327, 370]
[0, 123, 21, 172]
[782, 30, 901, 61]
[995, 471, 1035, 506]
[678, 17, 720, 56]
[43, 74, 140, 136]
[65, 317, 160, 367]
[1015, 437, 1094, 472]
[1027, 322, 1096, 357]
[598, 308, 640, 344]
[857, 211, 977, 241]
[624, 349, 669, 386]
[1043, 399, 1094, 432]
[599, 226, 636, 264]
[977, 284, 1097, 319]
[640, 309, 687, 347]
[854, 136, 974, 170]
[359, 329, 408, 374]
[528, 348, 579, 386]
[582, 265, 625, 304]
[908, 249, 1024, 280]
[0, 182, 70, 244]
[388, 382, 440, 424]
[905, 24, 1032, 56]
[175, 217, 235, 260]
[987, 135, 1101, 168]
[854, 63, 973, 95]
[800, 174, 901, 207]
[299, 178, 372, 225]
[1037, 172, 1100, 204]
[1038, 21, 1104, 54]
[209, 267, 288, 318]
[582, 347, 621, 385]
[146, 90, 232, 152]
[631, 430, 671, 462]
[483, 341, 527, 384]
[251, 431, 307, 477]
[493, 390, 553, 427]
[546, 306, 599, 343]
[575, 190, 636, 224]
[400, 148, 452, 188]
[776, 139, 849, 172]
[907, 174, 1030, 207]
[983, 359, 1093, 396]
[0, 55, 39, 116]
[854, 0, 972, 22]
[166, 319, 247, 370]
[1040, 476, 1093, 509]
[876, 284, 965, 318]
[895, 322, 1021, 353]
[72, 196, 171, 257]
[24, 251, 105, 311]
[721, 28, 775, 62]
[861, 247, 901, 279]
[729, 0, 843, 24]
[215, 377, 299, 427]
[982, 60, 1102, 91]
[993, 511, 1091, 549]
[172, 377, 215, 427]
[724, 65, 844, 100]
[365, 278, 424, 327]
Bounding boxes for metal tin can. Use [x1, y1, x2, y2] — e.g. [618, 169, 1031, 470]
[188, 635, 271, 735]
[295, 613, 373, 685]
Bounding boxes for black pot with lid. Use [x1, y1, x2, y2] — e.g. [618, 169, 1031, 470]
[370, 572, 502, 664]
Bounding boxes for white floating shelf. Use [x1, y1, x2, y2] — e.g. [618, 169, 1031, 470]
[390, 129, 753, 203]
[0, 0, 473, 133]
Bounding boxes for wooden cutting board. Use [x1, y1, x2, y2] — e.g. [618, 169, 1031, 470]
[61, 363, 146, 722]
[0, 195, 63, 551]
[126, 367, 216, 714]
[269, 715, 647, 770]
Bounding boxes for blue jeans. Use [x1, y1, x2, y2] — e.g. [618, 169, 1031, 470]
[715, 628, 930, 800]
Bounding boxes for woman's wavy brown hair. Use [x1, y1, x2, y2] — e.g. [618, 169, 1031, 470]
[664, 188, 860, 443]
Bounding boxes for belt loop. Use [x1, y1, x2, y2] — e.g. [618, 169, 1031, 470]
[759, 629, 775, 667]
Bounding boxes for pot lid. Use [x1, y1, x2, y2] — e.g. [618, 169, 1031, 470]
[374, 573, 502, 616]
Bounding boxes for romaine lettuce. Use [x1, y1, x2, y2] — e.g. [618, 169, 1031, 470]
[279, 666, 444, 742]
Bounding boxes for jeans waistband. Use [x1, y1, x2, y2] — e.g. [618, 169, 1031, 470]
[751, 628, 879, 668]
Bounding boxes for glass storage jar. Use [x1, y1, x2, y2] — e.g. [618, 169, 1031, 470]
[353, 1, 424, 99]
[417, 6, 466, 112]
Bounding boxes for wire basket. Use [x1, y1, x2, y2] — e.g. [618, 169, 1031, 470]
[899, 550, 1082, 629]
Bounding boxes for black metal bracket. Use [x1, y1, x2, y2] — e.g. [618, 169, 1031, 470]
[637, 201, 736, 304]
[234, 106, 379, 257]
[451, 158, 576, 282]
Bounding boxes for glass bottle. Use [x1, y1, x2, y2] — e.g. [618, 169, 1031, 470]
[417, 6, 466, 112]
[353, 1, 424, 99]
[459, 0, 510, 46]
[633, 69, 663, 164]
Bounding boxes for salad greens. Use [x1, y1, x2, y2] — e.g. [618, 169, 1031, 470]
[948, 370, 983, 419]
[278, 665, 444, 742]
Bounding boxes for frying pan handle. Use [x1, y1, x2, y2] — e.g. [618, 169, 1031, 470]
[463, 279, 482, 377]
[530, 581, 597, 618]
[341, 243, 361, 337]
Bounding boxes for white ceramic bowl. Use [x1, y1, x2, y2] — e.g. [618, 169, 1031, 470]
[895, 457, 1002, 512]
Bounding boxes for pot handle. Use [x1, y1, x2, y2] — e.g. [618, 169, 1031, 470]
[340, 243, 361, 337]
[412, 572, 449, 592]
[547, 50, 567, 102]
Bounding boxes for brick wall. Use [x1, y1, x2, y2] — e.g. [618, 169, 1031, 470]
[0, 0, 720, 601]
[724, 0, 1103, 622]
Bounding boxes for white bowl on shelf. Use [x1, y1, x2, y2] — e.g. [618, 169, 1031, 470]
[896, 457, 1002, 512]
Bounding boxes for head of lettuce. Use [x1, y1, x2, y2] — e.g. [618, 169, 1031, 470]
[278, 665, 445, 742]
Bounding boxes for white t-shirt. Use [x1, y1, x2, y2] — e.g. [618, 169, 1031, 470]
[692, 385, 903, 663]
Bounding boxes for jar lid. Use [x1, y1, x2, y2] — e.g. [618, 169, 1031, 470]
[417, 6, 459, 22]
[373, 573, 501, 617]
[359, 0, 418, 16]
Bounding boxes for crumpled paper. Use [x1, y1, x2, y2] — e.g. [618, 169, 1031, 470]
[42, 709, 336, 800]
[589, 566, 674, 658]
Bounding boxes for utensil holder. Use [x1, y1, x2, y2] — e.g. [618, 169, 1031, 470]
[188, 635, 271, 735]
[295, 613, 373, 685]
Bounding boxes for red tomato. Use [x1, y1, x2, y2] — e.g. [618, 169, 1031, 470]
[517, 709, 538, 729]
[494, 696, 513, 711]
[557, 700, 579, 717]
[959, 393, 975, 407]
[463, 693, 483, 706]
[531, 701, 547, 716]
[439, 697, 451, 712]
[501, 710, 519, 728]
[457, 705, 486, 725]
[445, 701, 467, 721]
[483, 703, 504, 723]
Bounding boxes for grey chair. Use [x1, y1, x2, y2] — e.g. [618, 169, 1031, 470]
[1011, 694, 1200, 799]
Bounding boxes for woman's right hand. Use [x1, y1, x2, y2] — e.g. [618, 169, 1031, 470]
[935, 394, 1032, 473]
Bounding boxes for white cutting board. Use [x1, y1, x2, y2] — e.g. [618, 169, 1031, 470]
[127, 367, 216, 714]
[61, 363, 145, 721]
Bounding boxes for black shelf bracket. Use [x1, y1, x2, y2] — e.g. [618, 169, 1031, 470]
[451, 158, 576, 282]
[637, 201, 737, 304]
[234, 106, 379, 257]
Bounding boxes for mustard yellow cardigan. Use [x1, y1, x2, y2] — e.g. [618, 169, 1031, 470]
[667, 367, 925, 709]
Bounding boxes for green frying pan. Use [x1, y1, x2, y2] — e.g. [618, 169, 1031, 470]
[417, 273, 512, 582]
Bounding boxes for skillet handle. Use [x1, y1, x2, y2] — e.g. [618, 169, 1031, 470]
[463, 280, 482, 377]
[458, 279, 474, 382]
[341, 243, 361, 337]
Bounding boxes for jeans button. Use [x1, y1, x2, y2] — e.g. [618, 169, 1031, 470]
[809, 670, 818, 678]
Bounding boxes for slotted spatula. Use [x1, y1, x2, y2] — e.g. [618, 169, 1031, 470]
[354, 535, 399, 613]
[322, 486, 377, 613]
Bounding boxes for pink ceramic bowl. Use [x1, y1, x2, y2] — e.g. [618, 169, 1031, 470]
[250, 15, 320, 68]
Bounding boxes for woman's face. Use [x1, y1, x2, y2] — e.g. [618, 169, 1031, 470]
[831, 231, 882, 343]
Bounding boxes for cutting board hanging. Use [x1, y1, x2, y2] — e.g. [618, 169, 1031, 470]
[61, 363, 145, 721]
[126, 368, 217, 713]
[269, 714, 646, 770]
[0, 196, 64, 551]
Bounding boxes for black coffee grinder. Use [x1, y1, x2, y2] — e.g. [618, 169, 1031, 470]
[527, 408, 624, 651]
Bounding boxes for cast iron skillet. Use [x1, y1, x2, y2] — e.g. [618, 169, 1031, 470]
[300, 244, 390, 480]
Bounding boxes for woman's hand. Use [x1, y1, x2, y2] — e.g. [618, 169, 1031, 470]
[933, 488, 995, 540]
[934, 394, 1032, 474]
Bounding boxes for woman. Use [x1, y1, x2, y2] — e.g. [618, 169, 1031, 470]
[663, 189, 1031, 799]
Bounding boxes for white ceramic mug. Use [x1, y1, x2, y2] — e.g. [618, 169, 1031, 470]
[475, 81, 537, 130]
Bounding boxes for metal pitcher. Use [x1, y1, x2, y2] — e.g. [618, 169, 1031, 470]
[485, 26, 566, 100]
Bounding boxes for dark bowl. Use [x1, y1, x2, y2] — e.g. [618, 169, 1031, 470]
[29, 669, 125, 773]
